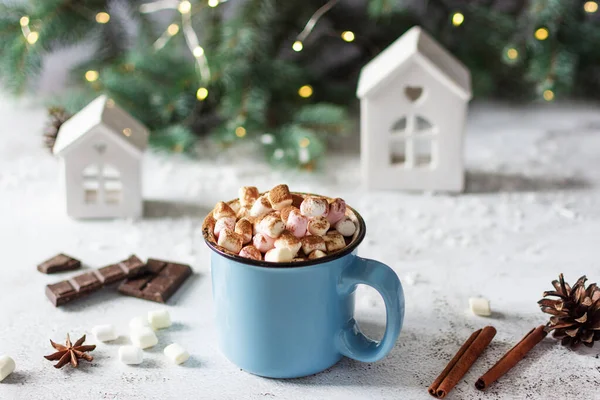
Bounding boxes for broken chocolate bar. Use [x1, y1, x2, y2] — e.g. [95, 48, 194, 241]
[45, 255, 146, 307]
[118, 258, 192, 303]
[37, 253, 81, 274]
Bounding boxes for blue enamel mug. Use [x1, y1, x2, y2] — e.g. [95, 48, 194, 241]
[202, 194, 405, 378]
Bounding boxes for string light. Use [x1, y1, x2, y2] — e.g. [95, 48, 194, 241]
[196, 87, 208, 100]
[192, 46, 204, 57]
[235, 126, 247, 138]
[299, 138, 310, 148]
[506, 48, 518, 60]
[273, 149, 285, 159]
[85, 70, 99, 82]
[208, 0, 219, 7]
[178, 0, 192, 14]
[295, 0, 338, 46]
[452, 12, 464, 26]
[19, 16, 30, 26]
[543, 89, 554, 101]
[292, 40, 303, 52]
[341, 31, 355, 42]
[167, 23, 180, 36]
[26, 32, 39, 44]
[298, 85, 313, 98]
[122, 128, 132, 136]
[261, 134, 274, 144]
[584, 1, 598, 13]
[95, 12, 110, 24]
[534, 27, 549, 40]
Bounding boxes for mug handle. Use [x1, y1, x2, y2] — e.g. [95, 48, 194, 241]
[336, 256, 405, 362]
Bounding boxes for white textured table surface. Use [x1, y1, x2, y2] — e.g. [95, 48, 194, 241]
[1, 97, 599, 400]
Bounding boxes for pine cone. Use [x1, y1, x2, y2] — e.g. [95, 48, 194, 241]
[43, 107, 71, 152]
[539, 274, 600, 348]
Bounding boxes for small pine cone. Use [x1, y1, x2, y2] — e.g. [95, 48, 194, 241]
[539, 273, 600, 348]
[43, 106, 72, 152]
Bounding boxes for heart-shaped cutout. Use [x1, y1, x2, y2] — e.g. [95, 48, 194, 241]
[93, 143, 106, 154]
[404, 86, 423, 102]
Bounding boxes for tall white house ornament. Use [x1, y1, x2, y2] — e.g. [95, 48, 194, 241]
[357, 26, 472, 192]
[53, 95, 149, 219]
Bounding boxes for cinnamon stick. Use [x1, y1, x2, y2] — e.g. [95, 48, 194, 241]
[428, 326, 496, 399]
[475, 325, 547, 390]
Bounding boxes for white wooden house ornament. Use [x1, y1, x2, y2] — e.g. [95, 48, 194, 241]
[357, 26, 472, 192]
[53, 95, 149, 219]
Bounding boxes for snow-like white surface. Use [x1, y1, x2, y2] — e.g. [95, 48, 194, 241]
[1, 97, 599, 399]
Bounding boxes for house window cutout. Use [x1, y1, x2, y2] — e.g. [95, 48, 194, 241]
[389, 115, 437, 169]
[82, 164, 122, 205]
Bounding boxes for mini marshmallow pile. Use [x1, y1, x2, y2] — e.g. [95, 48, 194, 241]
[91, 309, 190, 366]
[210, 184, 357, 263]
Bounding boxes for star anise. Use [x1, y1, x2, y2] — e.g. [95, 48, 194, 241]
[44, 334, 96, 368]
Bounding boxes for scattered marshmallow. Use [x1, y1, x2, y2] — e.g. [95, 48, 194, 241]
[268, 184, 293, 211]
[285, 209, 309, 238]
[239, 245, 262, 260]
[300, 196, 328, 217]
[218, 228, 243, 253]
[239, 186, 260, 208]
[265, 247, 294, 262]
[164, 343, 190, 365]
[213, 201, 236, 220]
[130, 327, 158, 349]
[301, 236, 327, 254]
[308, 216, 330, 236]
[148, 309, 172, 330]
[0, 355, 15, 382]
[334, 216, 356, 237]
[308, 250, 327, 260]
[235, 218, 253, 244]
[129, 316, 150, 330]
[91, 324, 118, 342]
[214, 217, 235, 238]
[118, 345, 143, 365]
[324, 232, 346, 252]
[274, 232, 302, 256]
[249, 195, 273, 218]
[257, 213, 285, 238]
[327, 198, 346, 225]
[469, 297, 492, 317]
[253, 233, 275, 253]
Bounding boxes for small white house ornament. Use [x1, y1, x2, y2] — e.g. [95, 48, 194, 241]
[357, 26, 472, 192]
[53, 95, 149, 219]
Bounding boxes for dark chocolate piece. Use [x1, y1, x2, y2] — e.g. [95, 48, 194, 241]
[118, 258, 192, 303]
[45, 255, 146, 307]
[37, 253, 81, 274]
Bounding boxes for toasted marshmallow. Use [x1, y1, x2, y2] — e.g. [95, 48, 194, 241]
[213, 201, 236, 220]
[308, 250, 327, 260]
[265, 247, 293, 262]
[236, 206, 251, 219]
[274, 231, 302, 256]
[335, 216, 356, 237]
[239, 245, 262, 260]
[249, 195, 273, 218]
[214, 217, 236, 238]
[235, 218, 253, 244]
[301, 235, 327, 254]
[308, 216, 330, 236]
[286, 209, 309, 238]
[239, 186, 260, 207]
[217, 228, 243, 253]
[327, 198, 346, 225]
[229, 201, 241, 214]
[268, 184, 293, 211]
[253, 233, 275, 253]
[324, 231, 346, 252]
[257, 213, 285, 238]
[280, 205, 299, 223]
[300, 196, 329, 217]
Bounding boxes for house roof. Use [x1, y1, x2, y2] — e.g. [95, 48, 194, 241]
[356, 26, 472, 101]
[53, 95, 149, 156]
